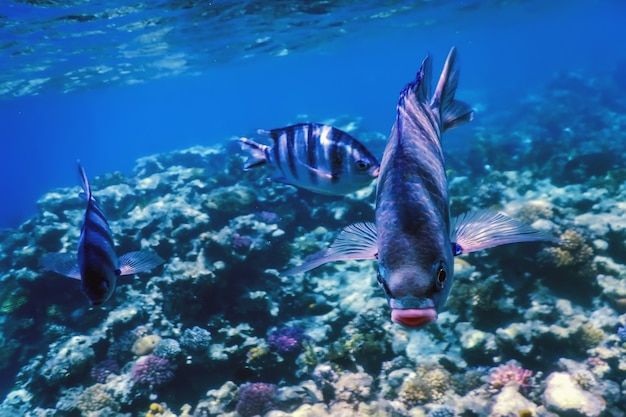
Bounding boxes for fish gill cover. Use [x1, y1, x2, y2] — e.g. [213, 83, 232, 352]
[1, 1, 626, 417]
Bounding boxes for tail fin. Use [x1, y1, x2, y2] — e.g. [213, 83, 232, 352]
[431, 47, 474, 131]
[238, 137, 269, 170]
[76, 160, 92, 202]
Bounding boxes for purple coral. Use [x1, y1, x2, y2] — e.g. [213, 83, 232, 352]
[617, 325, 626, 342]
[267, 326, 309, 356]
[255, 211, 280, 224]
[489, 362, 533, 391]
[236, 382, 277, 417]
[131, 354, 176, 388]
[90, 359, 120, 383]
[232, 233, 253, 253]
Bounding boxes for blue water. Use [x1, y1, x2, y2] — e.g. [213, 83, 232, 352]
[1, 0, 625, 229]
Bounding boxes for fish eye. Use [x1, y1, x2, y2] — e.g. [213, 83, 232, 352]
[355, 159, 370, 171]
[434, 261, 447, 290]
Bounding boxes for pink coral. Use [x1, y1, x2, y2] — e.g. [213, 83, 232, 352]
[131, 354, 176, 388]
[489, 362, 533, 391]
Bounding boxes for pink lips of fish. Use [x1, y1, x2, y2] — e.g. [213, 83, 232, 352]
[391, 308, 438, 328]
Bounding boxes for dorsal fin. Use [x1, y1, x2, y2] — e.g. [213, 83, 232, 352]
[395, 55, 433, 144]
[76, 160, 92, 202]
[431, 47, 474, 132]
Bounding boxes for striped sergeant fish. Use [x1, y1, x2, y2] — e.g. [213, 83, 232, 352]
[283, 48, 557, 328]
[41, 162, 164, 306]
[239, 123, 380, 195]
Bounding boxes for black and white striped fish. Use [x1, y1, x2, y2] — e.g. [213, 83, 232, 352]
[40, 162, 164, 306]
[239, 123, 380, 195]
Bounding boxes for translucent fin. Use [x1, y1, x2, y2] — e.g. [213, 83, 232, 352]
[451, 209, 558, 255]
[77, 160, 92, 201]
[431, 47, 474, 132]
[40, 252, 81, 280]
[395, 55, 432, 144]
[297, 160, 334, 180]
[282, 222, 378, 276]
[118, 251, 164, 276]
[239, 137, 268, 170]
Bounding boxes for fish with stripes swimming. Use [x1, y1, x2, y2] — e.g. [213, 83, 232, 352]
[239, 123, 380, 195]
[40, 162, 164, 306]
[283, 48, 558, 328]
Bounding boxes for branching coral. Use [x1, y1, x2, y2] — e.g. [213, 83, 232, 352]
[76, 383, 119, 415]
[538, 230, 597, 299]
[398, 364, 454, 406]
[539, 230, 596, 277]
[488, 362, 533, 391]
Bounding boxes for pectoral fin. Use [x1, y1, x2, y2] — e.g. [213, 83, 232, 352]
[118, 251, 165, 276]
[282, 222, 378, 276]
[40, 252, 81, 280]
[296, 160, 335, 180]
[451, 209, 557, 255]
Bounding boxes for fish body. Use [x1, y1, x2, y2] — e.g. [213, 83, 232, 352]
[375, 48, 472, 327]
[239, 123, 380, 195]
[41, 162, 164, 306]
[283, 48, 557, 328]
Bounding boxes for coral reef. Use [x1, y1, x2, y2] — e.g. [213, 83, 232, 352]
[488, 362, 533, 391]
[90, 359, 120, 384]
[235, 382, 277, 417]
[131, 355, 176, 389]
[267, 326, 309, 356]
[1, 69, 626, 416]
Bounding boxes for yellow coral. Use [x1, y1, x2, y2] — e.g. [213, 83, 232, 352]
[398, 364, 453, 406]
[577, 322, 605, 348]
[146, 402, 164, 416]
[132, 334, 162, 356]
[246, 346, 267, 364]
[179, 404, 193, 417]
[539, 230, 596, 279]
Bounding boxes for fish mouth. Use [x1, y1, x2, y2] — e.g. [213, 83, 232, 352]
[391, 308, 437, 328]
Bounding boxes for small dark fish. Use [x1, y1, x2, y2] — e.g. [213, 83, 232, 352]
[239, 123, 380, 195]
[41, 162, 164, 306]
[283, 48, 557, 328]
